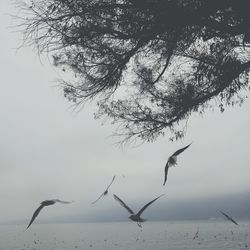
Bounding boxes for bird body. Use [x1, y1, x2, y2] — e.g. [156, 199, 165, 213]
[40, 200, 56, 206]
[168, 155, 177, 166]
[129, 214, 146, 223]
[113, 194, 165, 227]
[163, 143, 192, 186]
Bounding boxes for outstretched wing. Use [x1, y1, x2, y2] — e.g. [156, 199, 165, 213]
[219, 210, 238, 225]
[137, 194, 165, 217]
[106, 175, 116, 190]
[91, 193, 104, 204]
[54, 199, 74, 204]
[26, 204, 44, 229]
[172, 143, 192, 157]
[113, 194, 134, 215]
[163, 162, 170, 186]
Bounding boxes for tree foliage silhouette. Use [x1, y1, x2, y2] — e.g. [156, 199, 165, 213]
[17, 0, 250, 143]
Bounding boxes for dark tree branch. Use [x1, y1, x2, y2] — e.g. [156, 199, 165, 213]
[15, 0, 250, 144]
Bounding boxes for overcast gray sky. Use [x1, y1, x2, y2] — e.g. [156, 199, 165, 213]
[0, 1, 250, 224]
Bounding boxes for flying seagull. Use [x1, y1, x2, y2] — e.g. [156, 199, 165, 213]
[163, 143, 192, 186]
[26, 199, 73, 229]
[113, 194, 165, 227]
[219, 210, 239, 226]
[193, 227, 199, 240]
[92, 175, 116, 204]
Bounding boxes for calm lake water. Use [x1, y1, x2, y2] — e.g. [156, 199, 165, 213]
[1, 220, 250, 250]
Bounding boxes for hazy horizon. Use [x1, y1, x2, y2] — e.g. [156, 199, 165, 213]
[1, 190, 249, 226]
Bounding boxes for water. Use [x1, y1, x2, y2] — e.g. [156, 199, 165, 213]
[1, 220, 250, 250]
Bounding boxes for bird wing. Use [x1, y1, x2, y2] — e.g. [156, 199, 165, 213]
[219, 210, 238, 225]
[137, 194, 165, 217]
[106, 175, 116, 190]
[91, 193, 104, 204]
[172, 143, 192, 157]
[26, 204, 44, 229]
[113, 194, 134, 215]
[163, 162, 170, 186]
[54, 199, 74, 204]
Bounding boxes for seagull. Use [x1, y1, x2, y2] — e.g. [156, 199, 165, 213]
[219, 210, 239, 225]
[113, 194, 165, 227]
[92, 175, 116, 204]
[26, 199, 73, 229]
[193, 227, 199, 240]
[163, 143, 192, 186]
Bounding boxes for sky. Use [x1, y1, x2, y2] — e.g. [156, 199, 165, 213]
[0, 1, 250, 225]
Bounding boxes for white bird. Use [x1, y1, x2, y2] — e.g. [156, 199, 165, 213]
[92, 175, 116, 204]
[113, 194, 165, 227]
[26, 199, 73, 229]
[163, 143, 192, 186]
